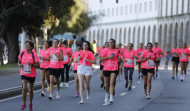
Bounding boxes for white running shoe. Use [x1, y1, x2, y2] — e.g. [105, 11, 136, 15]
[86, 95, 90, 100]
[109, 97, 114, 103]
[56, 92, 60, 99]
[65, 83, 69, 88]
[79, 100, 84, 104]
[104, 96, 109, 103]
[60, 82, 64, 88]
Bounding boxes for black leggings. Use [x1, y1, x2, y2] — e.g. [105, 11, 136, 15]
[124, 67, 134, 80]
[61, 63, 71, 83]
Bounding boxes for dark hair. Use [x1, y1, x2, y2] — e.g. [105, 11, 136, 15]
[62, 40, 68, 45]
[73, 35, 76, 39]
[105, 42, 109, 45]
[54, 39, 59, 43]
[129, 43, 133, 47]
[44, 40, 50, 48]
[76, 44, 82, 47]
[118, 43, 122, 46]
[48, 40, 52, 47]
[25, 40, 34, 50]
[82, 41, 94, 54]
[147, 42, 153, 47]
[109, 39, 116, 48]
[154, 42, 158, 45]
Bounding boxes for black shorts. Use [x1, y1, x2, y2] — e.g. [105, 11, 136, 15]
[172, 57, 179, 63]
[142, 68, 155, 76]
[100, 65, 104, 70]
[49, 68, 61, 78]
[40, 68, 49, 71]
[103, 71, 118, 77]
[21, 75, 36, 83]
[73, 70, 77, 73]
[154, 60, 160, 64]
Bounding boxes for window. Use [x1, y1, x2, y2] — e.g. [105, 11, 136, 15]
[116, 0, 119, 3]
[171, 0, 173, 15]
[121, 7, 123, 15]
[145, 2, 147, 12]
[116, 7, 118, 16]
[155, 0, 157, 10]
[135, 4, 137, 13]
[150, 1, 152, 11]
[130, 5, 132, 14]
[107, 9, 110, 17]
[182, 0, 184, 13]
[100, 0, 102, 3]
[112, 8, 114, 16]
[140, 3, 142, 13]
[125, 6, 128, 15]
[177, 0, 178, 14]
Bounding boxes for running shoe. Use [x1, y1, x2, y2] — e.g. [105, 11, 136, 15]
[65, 83, 69, 88]
[104, 95, 109, 103]
[86, 95, 90, 100]
[48, 96, 53, 100]
[56, 92, 61, 99]
[128, 87, 131, 91]
[79, 100, 84, 104]
[125, 82, 128, 88]
[29, 104, 33, 111]
[20, 104, 26, 110]
[75, 93, 79, 97]
[47, 86, 50, 92]
[138, 75, 140, 79]
[147, 94, 151, 99]
[100, 82, 104, 88]
[60, 82, 64, 88]
[156, 73, 158, 78]
[172, 76, 175, 80]
[41, 92, 45, 97]
[109, 97, 114, 103]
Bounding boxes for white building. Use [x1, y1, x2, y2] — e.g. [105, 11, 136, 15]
[86, 0, 190, 49]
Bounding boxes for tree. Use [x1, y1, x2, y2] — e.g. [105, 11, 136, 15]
[0, 0, 74, 63]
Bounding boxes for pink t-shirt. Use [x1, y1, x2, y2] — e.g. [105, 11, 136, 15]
[136, 48, 145, 62]
[123, 49, 136, 67]
[39, 49, 50, 69]
[141, 50, 158, 69]
[72, 51, 80, 70]
[152, 47, 163, 59]
[102, 48, 119, 71]
[99, 47, 105, 66]
[61, 47, 73, 64]
[179, 48, 189, 62]
[78, 50, 95, 66]
[118, 48, 124, 57]
[18, 51, 39, 77]
[49, 47, 62, 69]
[171, 48, 179, 57]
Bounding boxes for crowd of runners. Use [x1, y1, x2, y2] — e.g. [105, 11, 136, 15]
[18, 35, 190, 111]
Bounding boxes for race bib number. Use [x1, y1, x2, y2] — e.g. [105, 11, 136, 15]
[39, 55, 43, 63]
[74, 58, 78, 65]
[22, 65, 31, 74]
[147, 60, 155, 68]
[64, 56, 68, 61]
[182, 54, 187, 59]
[51, 54, 58, 62]
[126, 59, 133, 65]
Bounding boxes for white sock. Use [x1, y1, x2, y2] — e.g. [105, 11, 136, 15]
[110, 94, 113, 98]
[105, 92, 109, 98]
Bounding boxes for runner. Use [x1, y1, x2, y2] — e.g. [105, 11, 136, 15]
[122, 43, 138, 90]
[60, 40, 72, 88]
[164, 44, 171, 70]
[118, 43, 124, 80]
[69, 44, 82, 97]
[136, 43, 145, 79]
[179, 43, 190, 82]
[18, 40, 39, 111]
[100, 39, 120, 104]
[152, 42, 163, 78]
[171, 43, 180, 80]
[99, 42, 109, 88]
[39, 41, 50, 96]
[140, 42, 159, 99]
[76, 41, 96, 104]
[48, 39, 63, 100]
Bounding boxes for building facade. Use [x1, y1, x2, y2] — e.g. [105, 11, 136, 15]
[86, 0, 190, 49]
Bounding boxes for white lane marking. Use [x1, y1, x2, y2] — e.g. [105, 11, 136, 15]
[137, 81, 141, 84]
[0, 79, 75, 103]
[132, 86, 136, 89]
[120, 92, 127, 96]
[102, 102, 110, 106]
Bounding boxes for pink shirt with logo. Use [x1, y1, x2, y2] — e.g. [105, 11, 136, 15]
[99, 47, 105, 66]
[78, 50, 95, 66]
[72, 51, 80, 70]
[136, 48, 145, 62]
[152, 47, 163, 59]
[141, 50, 158, 69]
[49, 47, 62, 69]
[61, 47, 73, 64]
[123, 49, 136, 67]
[118, 48, 125, 57]
[102, 48, 119, 71]
[179, 48, 189, 62]
[171, 48, 179, 57]
[18, 51, 39, 77]
[39, 49, 50, 69]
